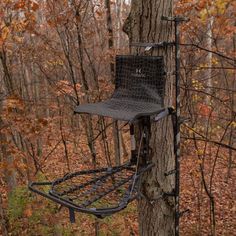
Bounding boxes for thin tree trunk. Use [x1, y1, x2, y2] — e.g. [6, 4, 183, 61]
[226, 25, 236, 181]
[0, 193, 8, 236]
[105, 0, 121, 165]
[116, 0, 123, 48]
[0, 51, 17, 191]
[123, 0, 175, 235]
[205, 16, 213, 106]
[74, 16, 97, 165]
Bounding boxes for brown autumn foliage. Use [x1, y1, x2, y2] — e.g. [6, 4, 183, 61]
[0, 0, 235, 235]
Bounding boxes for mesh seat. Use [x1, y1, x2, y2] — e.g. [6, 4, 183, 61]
[75, 55, 165, 122]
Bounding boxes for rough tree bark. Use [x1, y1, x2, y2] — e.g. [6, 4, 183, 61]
[105, 0, 121, 165]
[0, 193, 8, 236]
[0, 50, 17, 192]
[123, 1, 175, 235]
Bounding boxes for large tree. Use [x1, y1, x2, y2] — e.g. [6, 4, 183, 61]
[123, 1, 176, 235]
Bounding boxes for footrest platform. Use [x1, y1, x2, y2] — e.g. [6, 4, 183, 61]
[29, 163, 153, 219]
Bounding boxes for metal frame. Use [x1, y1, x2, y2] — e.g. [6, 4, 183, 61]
[29, 16, 188, 231]
[29, 163, 153, 220]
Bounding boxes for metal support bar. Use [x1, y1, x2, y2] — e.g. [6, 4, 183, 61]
[174, 18, 182, 236]
[130, 124, 136, 164]
[69, 208, 75, 223]
[141, 117, 151, 166]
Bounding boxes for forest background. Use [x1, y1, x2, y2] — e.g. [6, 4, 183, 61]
[0, 0, 235, 235]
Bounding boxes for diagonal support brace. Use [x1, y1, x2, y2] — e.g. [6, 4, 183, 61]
[69, 208, 75, 223]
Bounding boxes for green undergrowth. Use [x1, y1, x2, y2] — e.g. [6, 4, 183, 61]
[7, 180, 74, 235]
[8, 186, 31, 223]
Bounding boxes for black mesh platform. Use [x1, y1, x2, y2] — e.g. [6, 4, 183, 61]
[75, 55, 165, 122]
[29, 163, 153, 218]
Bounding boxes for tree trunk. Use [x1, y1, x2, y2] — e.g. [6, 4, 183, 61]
[0, 51, 17, 191]
[123, 1, 175, 235]
[205, 16, 213, 106]
[105, 0, 121, 165]
[0, 193, 8, 236]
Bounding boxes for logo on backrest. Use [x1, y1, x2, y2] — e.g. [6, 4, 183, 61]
[131, 68, 146, 78]
[136, 68, 142, 74]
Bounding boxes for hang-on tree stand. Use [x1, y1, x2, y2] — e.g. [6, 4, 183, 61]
[29, 16, 187, 235]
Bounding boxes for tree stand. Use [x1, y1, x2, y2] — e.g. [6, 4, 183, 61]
[29, 16, 188, 235]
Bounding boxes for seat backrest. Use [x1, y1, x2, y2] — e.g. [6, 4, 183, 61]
[113, 55, 165, 105]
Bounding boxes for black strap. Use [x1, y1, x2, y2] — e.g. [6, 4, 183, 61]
[69, 208, 75, 223]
